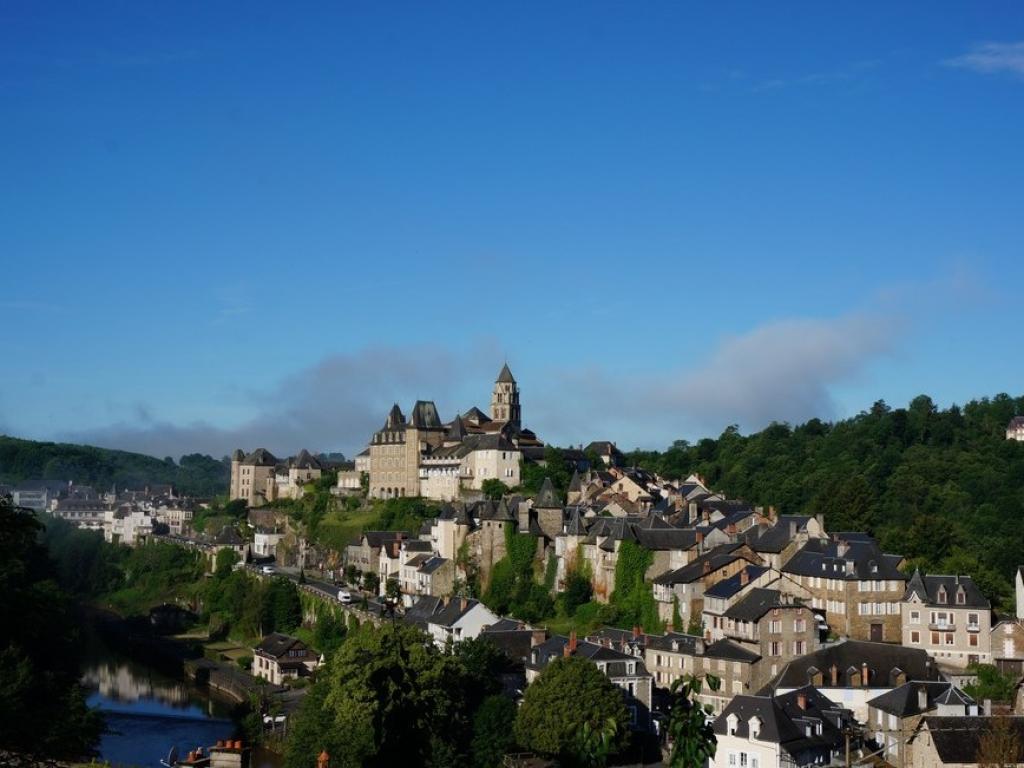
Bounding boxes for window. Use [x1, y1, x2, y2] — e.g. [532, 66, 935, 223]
[740, 753, 748, 767]
[728, 754, 737, 767]
[910, 631, 920, 644]
[794, 640, 806, 655]
[937, 587, 947, 604]
[910, 611, 920, 625]
[794, 618, 806, 633]
[968, 613, 979, 628]
[770, 620, 782, 634]
[931, 632, 940, 645]
[969, 634, 979, 647]
[944, 633, 955, 646]
[770, 642, 781, 656]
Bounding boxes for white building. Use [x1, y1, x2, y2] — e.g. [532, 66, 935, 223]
[425, 597, 500, 648]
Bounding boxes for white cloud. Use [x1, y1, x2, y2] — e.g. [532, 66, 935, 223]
[946, 41, 1024, 78]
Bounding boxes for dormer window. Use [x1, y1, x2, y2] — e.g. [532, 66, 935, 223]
[749, 716, 762, 738]
[937, 587, 947, 605]
[956, 588, 966, 605]
[726, 714, 739, 736]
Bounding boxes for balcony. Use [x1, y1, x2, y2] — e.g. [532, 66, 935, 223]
[966, 623, 981, 633]
[929, 622, 955, 631]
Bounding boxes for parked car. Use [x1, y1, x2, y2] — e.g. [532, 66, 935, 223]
[260, 565, 276, 575]
[337, 589, 352, 604]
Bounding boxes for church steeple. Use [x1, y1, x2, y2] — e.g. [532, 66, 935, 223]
[491, 362, 521, 428]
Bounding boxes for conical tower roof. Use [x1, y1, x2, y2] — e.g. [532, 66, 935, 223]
[495, 498, 516, 521]
[497, 362, 515, 383]
[565, 508, 586, 536]
[385, 403, 406, 428]
[535, 477, 561, 508]
[567, 469, 582, 493]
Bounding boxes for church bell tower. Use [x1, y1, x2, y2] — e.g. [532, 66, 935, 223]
[491, 363, 521, 429]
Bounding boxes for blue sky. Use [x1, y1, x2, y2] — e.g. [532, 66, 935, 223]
[1, 3, 1022, 459]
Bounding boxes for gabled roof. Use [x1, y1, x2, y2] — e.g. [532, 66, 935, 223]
[722, 587, 800, 621]
[921, 717, 1024, 764]
[782, 536, 905, 581]
[903, 571, 989, 608]
[291, 449, 322, 470]
[462, 406, 491, 424]
[493, 498, 516, 522]
[242, 448, 278, 467]
[771, 640, 942, 690]
[256, 632, 307, 659]
[418, 556, 450, 575]
[215, 526, 244, 546]
[704, 639, 761, 662]
[867, 681, 973, 717]
[428, 597, 493, 629]
[706, 568, 770, 601]
[652, 545, 747, 586]
[445, 414, 467, 442]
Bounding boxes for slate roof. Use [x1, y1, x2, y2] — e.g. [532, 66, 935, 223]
[715, 686, 851, 758]
[359, 530, 412, 549]
[771, 640, 942, 690]
[645, 632, 703, 654]
[743, 515, 813, 553]
[867, 681, 974, 717]
[903, 571, 989, 608]
[242, 448, 278, 467]
[215, 526, 244, 546]
[428, 597, 490, 629]
[384, 404, 406, 429]
[568, 470, 583, 493]
[291, 449, 321, 470]
[564, 508, 587, 536]
[410, 400, 443, 429]
[782, 536, 905, 581]
[652, 545, 747, 586]
[921, 717, 1024, 764]
[497, 363, 516, 383]
[705, 567, 769, 600]
[530, 635, 652, 678]
[704, 639, 761, 662]
[445, 415, 467, 442]
[256, 632, 307, 659]
[724, 587, 803, 622]
[535, 477, 561, 508]
[462, 406, 491, 424]
[418, 556, 449, 575]
[403, 540, 432, 553]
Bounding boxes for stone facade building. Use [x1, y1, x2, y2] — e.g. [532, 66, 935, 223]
[366, 365, 542, 500]
[902, 571, 991, 669]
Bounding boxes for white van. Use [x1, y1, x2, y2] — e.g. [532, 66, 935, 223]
[337, 589, 352, 604]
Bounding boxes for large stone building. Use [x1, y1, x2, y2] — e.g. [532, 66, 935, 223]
[901, 571, 991, 669]
[228, 448, 323, 507]
[366, 364, 543, 500]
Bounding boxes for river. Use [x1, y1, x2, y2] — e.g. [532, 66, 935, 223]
[81, 628, 282, 768]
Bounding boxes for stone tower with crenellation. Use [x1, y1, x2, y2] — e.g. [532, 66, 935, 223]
[490, 363, 521, 430]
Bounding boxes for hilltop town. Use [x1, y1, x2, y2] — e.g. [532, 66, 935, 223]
[18, 364, 1024, 768]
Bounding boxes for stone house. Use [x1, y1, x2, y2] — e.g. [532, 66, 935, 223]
[866, 681, 977, 768]
[253, 633, 320, 686]
[992, 620, 1024, 677]
[770, 639, 944, 722]
[710, 686, 856, 768]
[651, 544, 763, 625]
[229, 448, 277, 507]
[714, 587, 821, 691]
[781, 534, 907, 642]
[902, 571, 991, 670]
[344, 530, 411, 576]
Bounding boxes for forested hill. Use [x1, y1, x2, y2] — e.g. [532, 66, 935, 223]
[627, 393, 1024, 610]
[0, 435, 229, 497]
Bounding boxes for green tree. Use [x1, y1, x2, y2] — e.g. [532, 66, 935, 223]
[965, 664, 1017, 703]
[215, 547, 240, 577]
[283, 680, 346, 768]
[665, 674, 719, 767]
[481, 478, 507, 500]
[514, 656, 630, 764]
[319, 623, 470, 766]
[312, 609, 347, 660]
[562, 570, 594, 616]
[0, 500, 105, 762]
[471, 694, 518, 768]
[261, 577, 303, 634]
[363, 571, 380, 594]
[385, 577, 402, 602]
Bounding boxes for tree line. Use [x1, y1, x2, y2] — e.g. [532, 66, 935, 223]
[627, 393, 1024, 610]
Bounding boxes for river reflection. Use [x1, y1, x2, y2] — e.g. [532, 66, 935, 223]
[81, 632, 280, 768]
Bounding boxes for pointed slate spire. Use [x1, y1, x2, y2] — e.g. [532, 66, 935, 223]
[495, 497, 515, 521]
[535, 477, 561, 508]
[446, 414, 467, 442]
[567, 469, 582, 493]
[385, 403, 406, 428]
[906, 568, 927, 600]
[497, 362, 515, 383]
[565, 508, 586, 536]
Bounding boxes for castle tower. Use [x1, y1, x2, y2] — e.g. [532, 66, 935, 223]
[491, 363, 521, 429]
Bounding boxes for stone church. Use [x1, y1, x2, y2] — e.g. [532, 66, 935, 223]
[367, 364, 543, 500]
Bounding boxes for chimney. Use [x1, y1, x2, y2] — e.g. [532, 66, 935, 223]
[836, 539, 848, 558]
[727, 523, 737, 537]
[830, 664, 839, 686]
[797, 692, 807, 710]
[917, 686, 928, 711]
[789, 521, 797, 538]
[531, 629, 547, 647]
[569, 630, 578, 653]
[703, 559, 712, 576]
[696, 531, 704, 545]
[633, 624, 641, 641]
[861, 662, 869, 687]
[460, 596, 468, 612]
[318, 751, 330, 768]
[740, 568, 750, 587]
